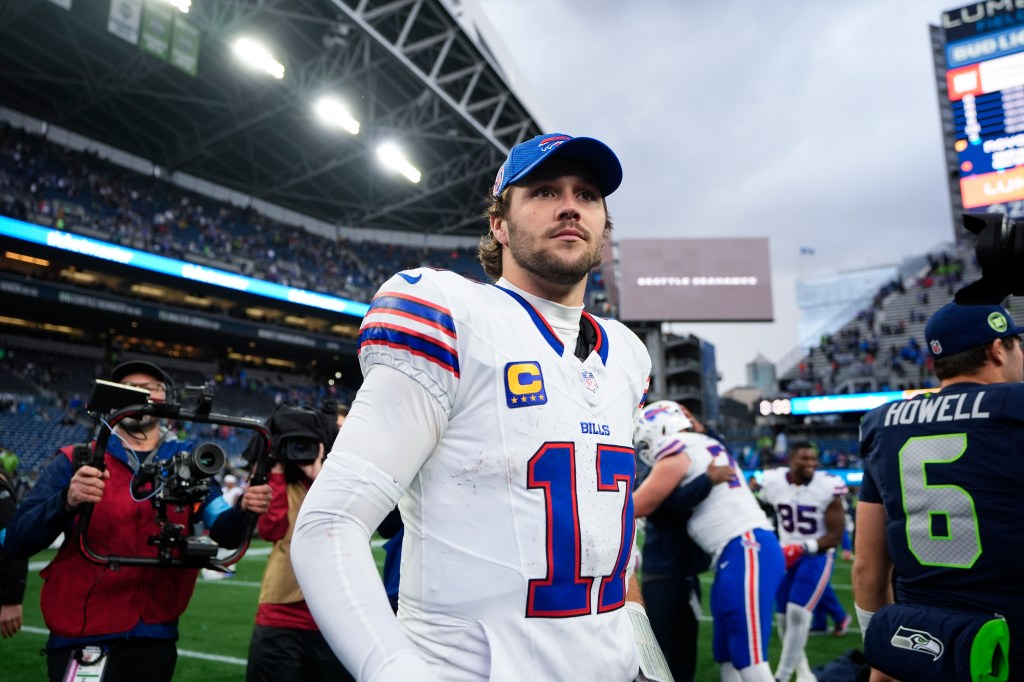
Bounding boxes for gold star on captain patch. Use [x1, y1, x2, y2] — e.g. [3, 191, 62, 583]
[511, 396, 518, 404]
[538, 394, 545, 400]
[529, 395, 536, 401]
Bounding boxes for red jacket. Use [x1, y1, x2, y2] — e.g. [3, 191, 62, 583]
[39, 446, 199, 638]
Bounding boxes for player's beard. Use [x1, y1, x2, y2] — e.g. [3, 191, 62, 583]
[505, 218, 604, 287]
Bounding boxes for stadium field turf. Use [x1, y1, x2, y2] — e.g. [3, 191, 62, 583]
[5, 542, 862, 681]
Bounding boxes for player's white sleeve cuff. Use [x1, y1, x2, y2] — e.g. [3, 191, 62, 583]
[804, 539, 819, 554]
[855, 604, 874, 641]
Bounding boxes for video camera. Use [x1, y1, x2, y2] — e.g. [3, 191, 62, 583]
[130, 442, 227, 507]
[956, 212, 1024, 304]
[243, 403, 338, 471]
[77, 379, 272, 570]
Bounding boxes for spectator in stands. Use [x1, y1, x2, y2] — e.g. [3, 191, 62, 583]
[246, 404, 352, 682]
[4, 360, 273, 682]
[0, 125, 488, 307]
[0, 444, 19, 477]
[0, 466, 27, 639]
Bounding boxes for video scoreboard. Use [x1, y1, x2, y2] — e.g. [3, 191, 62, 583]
[944, 3, 1024, 216]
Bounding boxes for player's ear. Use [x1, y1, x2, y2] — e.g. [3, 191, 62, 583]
[987, 337, 1010, 367]
[490, 216, 509, 247]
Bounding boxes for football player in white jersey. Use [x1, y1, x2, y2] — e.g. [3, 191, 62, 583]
[291, 133, 658, 681]
[759, 441, 847, 682]
[633, 401, 785, 682]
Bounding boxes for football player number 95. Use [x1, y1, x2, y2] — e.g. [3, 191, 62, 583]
[526, 442, 635, 618]
[898, 433, 981, 569]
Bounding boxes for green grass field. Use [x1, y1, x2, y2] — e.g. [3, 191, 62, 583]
[4, 542, 861, 681]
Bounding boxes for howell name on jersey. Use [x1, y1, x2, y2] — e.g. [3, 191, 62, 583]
[880, 391, 989, 426]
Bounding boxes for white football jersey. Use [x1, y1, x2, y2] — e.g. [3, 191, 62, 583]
[358, 269, 652, 682]
[652, 431, 773, 560]
[759, 468, 847, 545]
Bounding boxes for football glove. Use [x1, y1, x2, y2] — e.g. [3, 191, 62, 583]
[782, 543, 806, 570]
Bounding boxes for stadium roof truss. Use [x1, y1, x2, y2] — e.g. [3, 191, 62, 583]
[0, 0, 541, 235]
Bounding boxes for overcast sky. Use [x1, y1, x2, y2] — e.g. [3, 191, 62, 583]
[472, 0, 960, 392]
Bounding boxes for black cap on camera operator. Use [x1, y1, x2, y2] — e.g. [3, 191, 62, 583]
[245, 403, 354, 682]
[3, 360, 273, 682]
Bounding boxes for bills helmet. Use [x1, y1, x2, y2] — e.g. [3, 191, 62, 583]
[633, 400, 693, 466]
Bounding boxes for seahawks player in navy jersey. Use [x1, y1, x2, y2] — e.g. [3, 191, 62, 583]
[853, 301, 1022, 682]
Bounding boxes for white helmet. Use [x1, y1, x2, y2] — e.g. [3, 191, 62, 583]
[633, 400, 693, 466]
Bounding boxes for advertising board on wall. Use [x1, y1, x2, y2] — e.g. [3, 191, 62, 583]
[616, 238, 773, 322]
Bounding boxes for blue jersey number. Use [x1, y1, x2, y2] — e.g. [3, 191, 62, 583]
[526, 442, 635, 618]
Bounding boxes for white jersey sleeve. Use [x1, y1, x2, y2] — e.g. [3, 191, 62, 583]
[293, 364, 448, 681]
[358, 268, 460, 414]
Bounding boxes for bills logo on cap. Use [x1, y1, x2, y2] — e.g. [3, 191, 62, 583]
[930, 339, 943, 355]
[538, 135, 571, 152]
[492, 163, 506, 196]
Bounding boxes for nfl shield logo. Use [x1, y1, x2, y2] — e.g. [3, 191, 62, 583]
[581, 369, 598, 393]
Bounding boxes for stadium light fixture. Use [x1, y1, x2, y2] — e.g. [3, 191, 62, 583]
[377, 143, 422, 183]
[166, 0, 191, 13]
[314, 97, 360, 135]
[233, 38, 285, 80]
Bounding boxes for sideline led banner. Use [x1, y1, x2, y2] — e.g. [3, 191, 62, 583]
[761, 388, 933, 416]
[0, 216, 370, 318]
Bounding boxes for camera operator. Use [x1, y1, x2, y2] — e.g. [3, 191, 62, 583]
[0, 466, 27, 639]
[4, 360, 273, 682]
[246, 404, 354, 682]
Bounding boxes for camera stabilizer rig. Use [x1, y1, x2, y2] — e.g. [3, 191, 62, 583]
[74, 380, 273, 570]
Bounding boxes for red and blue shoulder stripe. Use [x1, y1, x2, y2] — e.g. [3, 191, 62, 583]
[359, 291, 460, 376]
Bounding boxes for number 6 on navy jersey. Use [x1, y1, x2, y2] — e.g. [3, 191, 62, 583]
[526, 442, 636, 618]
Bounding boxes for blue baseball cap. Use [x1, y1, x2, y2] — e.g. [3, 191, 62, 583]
[491, 133, 622, 198]
[925, 301, 1024, 357]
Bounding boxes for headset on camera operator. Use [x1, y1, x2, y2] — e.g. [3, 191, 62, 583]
[4, 360, 273, 682]
[246, 402, 354, 682]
